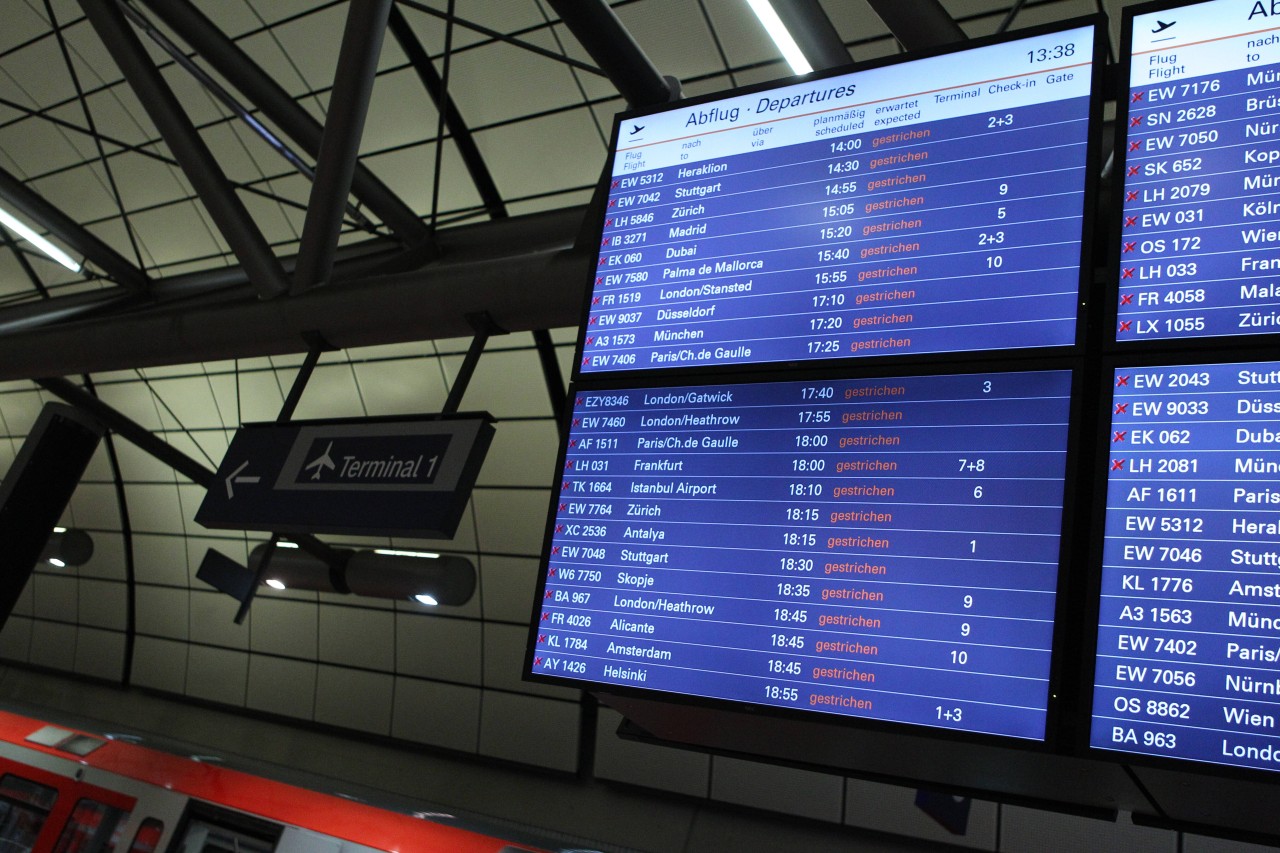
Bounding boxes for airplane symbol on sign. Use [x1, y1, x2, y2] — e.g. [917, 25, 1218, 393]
[305, 441, 335, 480]
[1129, 141, 1140, 152]
[1120, 294, 1133, 305]
[630, 124, 645, 135]
[1115, 403, 1128, 414]
[1116, 375, 1130, 386]
[1111, 459, 1125, 471]
[1152, 20, 1175, 34]
[1113, 431, 1127, 442]
[1119, 320, 1133, 332]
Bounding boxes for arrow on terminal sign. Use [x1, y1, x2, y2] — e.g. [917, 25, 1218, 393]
[224, 460, 261, 499]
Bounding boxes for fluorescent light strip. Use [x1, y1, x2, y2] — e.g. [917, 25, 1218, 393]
[374, 549, 440, 559]
[0, 206, 81, 273]
[745, 0, 813, 75]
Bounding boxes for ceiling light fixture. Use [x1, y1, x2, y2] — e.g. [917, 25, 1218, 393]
[38, 528, 94, 568]
[745, 0, 813, 75]
[265, 579, 286, 590]
[374, 548, 440, 559]
[0, 205, 81, 273]
[247, 543, 475, 606]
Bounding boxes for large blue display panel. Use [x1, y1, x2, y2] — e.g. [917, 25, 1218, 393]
[1114, 0, 1280, 344]
[580, 23, 1099, 374]
[1092, 358, 1280, 771]
[527, 369, 1074, 741]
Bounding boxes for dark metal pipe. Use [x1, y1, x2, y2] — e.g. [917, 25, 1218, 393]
[0, 205, 584, 341]
[387, 6, 507, 220]
[137, 0, 430, 247]
[544, 0, 673, 108]
[37, 375, 341, 568]
[863, 0, 966, 51]
[119, 0, 376, 233]
[78, 0, 289, 299]
[532, 328, 566, 426]
[36, 375, 216, 488]
[0, 164, 148, 292]
[0, 247, 586, 381]
[293, 0, 395, 293]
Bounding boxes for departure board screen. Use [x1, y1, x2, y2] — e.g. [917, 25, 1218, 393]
[579, 23, 1098, 375]
[1115, 0, 1280, 343]
[528, 370, 1074, 740]
[1092, 359, 1280, 771]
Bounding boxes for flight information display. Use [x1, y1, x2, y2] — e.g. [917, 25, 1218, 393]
[580, 23, 1098, 375]
[1115, 0, 1280, 343]
[1092, 359, 1280, 772]
[528, 370, 1074, 740]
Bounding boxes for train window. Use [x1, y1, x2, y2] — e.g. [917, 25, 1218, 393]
[169, 803, 280, 853]
[172, 821, 275, 853]
[0, 774, 58, 852]
[51, 799, 128, 853]
[124, 819, 162, 853]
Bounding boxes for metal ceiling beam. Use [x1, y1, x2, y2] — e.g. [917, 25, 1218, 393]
[863, 0, 966, 51]
[0, 206, 588, 380]
[543, 0, 674, 108]
[78, 0, 289, 300]
[772, 0, 852, 71]
[0, 164, 148, 292]
[136, 0, 430, 248]
[293, 0, 394, 294]
[120, 0, 376, 234]
[387, 6, 506, 220]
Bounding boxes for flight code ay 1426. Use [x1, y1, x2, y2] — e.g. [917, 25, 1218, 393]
[1093, 360, 1280, 771]
[532, 372, 1072, 740]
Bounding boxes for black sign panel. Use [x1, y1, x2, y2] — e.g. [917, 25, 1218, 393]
[196, 415, 494, 538]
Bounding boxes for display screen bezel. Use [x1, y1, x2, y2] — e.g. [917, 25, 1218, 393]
[569, 16, 1106, 382]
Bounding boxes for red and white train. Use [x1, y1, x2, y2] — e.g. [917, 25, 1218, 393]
[0, 709, 550, 852]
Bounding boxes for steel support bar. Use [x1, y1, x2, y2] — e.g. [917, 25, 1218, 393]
[387, 6, 506, 219]
[234, 534, 277, 624]
[544, 0, 673, 108]
[36, 375, 342, 567]
[292, 0, 395, 294]
[1, 231, 50, 299]
[773, 0, 851, 71]
[37, 375, 216, 488]
[0, 164, 147, 292]
[0, 205, 587, 379]
[532, 329, 566, 427]
[442, 312, 504, 414]
[137, 0, 429, 247]
[78, 0, 289, 299]
[863, 0, 966, 51]
[120, 1, 376, 233]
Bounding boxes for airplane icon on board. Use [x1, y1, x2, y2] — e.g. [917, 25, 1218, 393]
[305, 441, 335, 479]
[1152, 20, 1175, 33]
[630, 124, 645, 135]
